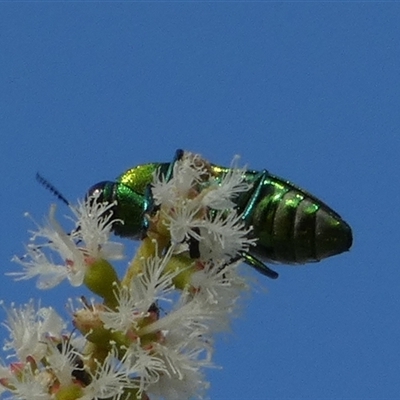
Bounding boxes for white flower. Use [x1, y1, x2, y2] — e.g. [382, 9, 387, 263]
[99, 284, 145, 333]
[164, 199, 203, 245]
[3, 363, 53, 400]
[80, 348, 133, 400]
[202, 156, 252, 209]
[190, 260, 248, 332]
[147, 337, 211, 400]
[124, 341, 168, 394]
[10, 246, 69, 289]
[151, 153, 207, 210]
[44, 339, 82, 387]
[2, 300, 65, 361]
[10, 193, 124, 289]
[198, 209, 256, 262]
[69, 194, 125, 261]
[129, 247, 177, 307]
[100, 249, 176, 333]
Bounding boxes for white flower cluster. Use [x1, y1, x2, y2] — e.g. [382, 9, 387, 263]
[151, 153, 255, 262]
[1, 151, 256, 400]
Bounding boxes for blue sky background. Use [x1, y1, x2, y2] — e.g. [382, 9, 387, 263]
[1, 4, 400, 400]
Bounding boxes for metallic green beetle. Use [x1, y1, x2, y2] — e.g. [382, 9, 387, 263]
[87, 150, 352, 279]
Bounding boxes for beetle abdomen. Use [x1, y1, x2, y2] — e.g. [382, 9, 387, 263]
[251, 175, 352, 264]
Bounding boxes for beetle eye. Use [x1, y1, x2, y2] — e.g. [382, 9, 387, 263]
[86, 181, 112, 203]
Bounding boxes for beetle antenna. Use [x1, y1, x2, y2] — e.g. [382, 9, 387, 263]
[36, 173, 70, 206]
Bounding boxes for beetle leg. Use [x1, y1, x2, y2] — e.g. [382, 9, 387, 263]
[140, 184, 155, 238]
[164, 148, 184, 182]
[188, 227, 201, 259]
[240, 169, 268, 225]
[237, 170, 279, 279]
[238, 251, 279, 279]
